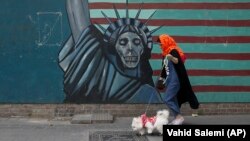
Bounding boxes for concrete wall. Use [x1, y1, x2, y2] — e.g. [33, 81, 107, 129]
[0, 0, 250, 104]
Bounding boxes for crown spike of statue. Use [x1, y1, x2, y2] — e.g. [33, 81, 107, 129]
[96, 0, 163, 47]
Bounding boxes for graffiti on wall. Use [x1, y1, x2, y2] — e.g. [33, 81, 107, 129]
[58, 0, 162, 103]
[36, 12, 63, 47]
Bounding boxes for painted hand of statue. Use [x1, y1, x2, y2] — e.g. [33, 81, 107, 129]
[66, 0, 91, 42]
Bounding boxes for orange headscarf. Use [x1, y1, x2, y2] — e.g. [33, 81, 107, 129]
[158, 34, 186, 63]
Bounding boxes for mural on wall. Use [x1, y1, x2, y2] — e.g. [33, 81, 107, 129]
[0, 0, 249, 103]
[58, 0, 162, 103]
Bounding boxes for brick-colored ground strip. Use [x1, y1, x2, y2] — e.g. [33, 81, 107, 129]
[0, 103, 249, 119]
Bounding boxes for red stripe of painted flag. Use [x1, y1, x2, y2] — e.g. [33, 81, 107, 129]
[89, 3, 250, 9]
[153, 70, 250, 76]
[91, 18, 250, 27]
[152, 36, 250, 43]
[193, 85, 250, 92]
[151, 53, 250, 60]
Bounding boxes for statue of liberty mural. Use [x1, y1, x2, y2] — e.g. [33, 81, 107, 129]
[58, 0, 162, 103]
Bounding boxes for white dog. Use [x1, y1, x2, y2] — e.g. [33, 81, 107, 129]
[131, 109, 169, 135]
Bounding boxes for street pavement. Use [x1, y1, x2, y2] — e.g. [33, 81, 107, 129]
[0, 115, 249, 141]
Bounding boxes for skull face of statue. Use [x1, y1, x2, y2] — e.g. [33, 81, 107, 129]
[115, 32, 144, 68]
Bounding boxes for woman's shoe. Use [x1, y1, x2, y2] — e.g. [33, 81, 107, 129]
[171, 117, 184, 125]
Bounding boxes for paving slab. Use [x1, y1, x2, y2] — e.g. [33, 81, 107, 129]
[71, 114, 92, 124]
[71, 113, 113, 124]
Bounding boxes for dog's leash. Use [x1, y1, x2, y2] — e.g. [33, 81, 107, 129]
[144, 79, 166, 115]
[144, 89, 155, 114]
[144, 85, 166, 117]
[155, 88, 165, 103]
[144, 59, 168, 114]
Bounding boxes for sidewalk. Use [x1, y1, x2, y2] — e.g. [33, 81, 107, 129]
[0, 115, 249, 141]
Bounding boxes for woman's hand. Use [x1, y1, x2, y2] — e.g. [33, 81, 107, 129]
[166, 54, 178, 64]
